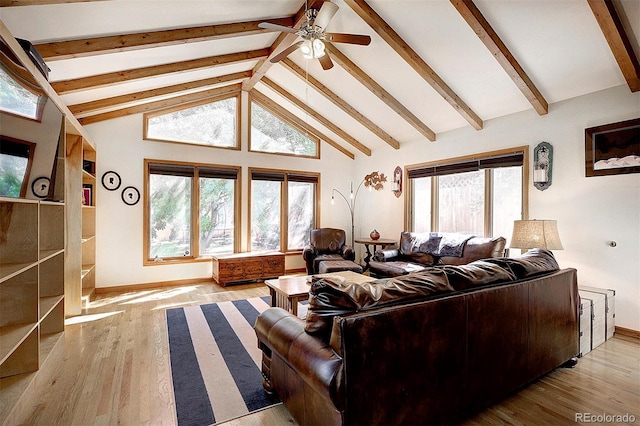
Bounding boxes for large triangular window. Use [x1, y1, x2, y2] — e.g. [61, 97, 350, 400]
[249, 97, 319, 158]
[144, 94, 239, 149]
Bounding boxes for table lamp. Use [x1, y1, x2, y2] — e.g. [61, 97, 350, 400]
[510, 219, 563, 251]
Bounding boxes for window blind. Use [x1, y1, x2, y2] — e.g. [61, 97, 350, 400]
[250, 170, 285, 182]
[199, 166, 238, 180]
[148, 163, 194, 177]
[408, 151, 524, 179]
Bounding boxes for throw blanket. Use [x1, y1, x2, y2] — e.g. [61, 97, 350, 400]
[418, 232, 474, 257]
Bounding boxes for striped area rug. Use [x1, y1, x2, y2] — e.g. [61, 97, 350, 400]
[166, 296, 280, 425]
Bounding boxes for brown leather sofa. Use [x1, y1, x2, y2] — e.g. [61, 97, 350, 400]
[302, 228, 356, 274]
[369, 231, 506, 277]
[255, 250, 579, 425]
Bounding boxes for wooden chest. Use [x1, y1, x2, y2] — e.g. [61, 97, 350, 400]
[579, 285, 615, 340]
[212, 252, 284, 286]
[578, 287, 613, 356]
[578, 295, 592, 357]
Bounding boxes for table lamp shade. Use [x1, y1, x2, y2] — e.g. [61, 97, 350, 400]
[510, 220, 563, 250]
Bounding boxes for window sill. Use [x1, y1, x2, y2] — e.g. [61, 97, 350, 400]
[144, 256, 212, 267]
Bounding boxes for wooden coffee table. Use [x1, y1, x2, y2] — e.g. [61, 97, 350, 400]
[265, 271, 375, 316]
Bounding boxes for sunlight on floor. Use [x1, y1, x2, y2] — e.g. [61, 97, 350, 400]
[152, 301, 197, 311]
[86, 286, 203, 309]
[119, 286, 200, 305]
[87, 290, 160, 308]
[65, 311, 124, 325]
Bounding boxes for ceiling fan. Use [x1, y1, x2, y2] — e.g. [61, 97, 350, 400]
[258, 1, 371, 70]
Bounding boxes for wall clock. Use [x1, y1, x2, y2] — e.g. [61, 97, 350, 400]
[121, 186, 140, 206]
[32, 176, 50, 198]
[102, 171, 121, 191]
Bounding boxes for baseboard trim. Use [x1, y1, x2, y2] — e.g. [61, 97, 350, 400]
[615, 326, 640, 339]
[95, 277, 214, 294]
[94, 269, 307, 294]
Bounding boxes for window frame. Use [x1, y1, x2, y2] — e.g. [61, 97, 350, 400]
[143, 159, 241, 265]
[405, 146, 529, 236]
[248, 167, 320, 253]
[142, 91, 241, 150]
[0, 135, 36, 198]
[248, 92, 321, 159]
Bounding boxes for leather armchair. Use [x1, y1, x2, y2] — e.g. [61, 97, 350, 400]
[302, 228, 356, 274]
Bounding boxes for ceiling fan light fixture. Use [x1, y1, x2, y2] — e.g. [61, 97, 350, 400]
[312, 38, 326, 58]
[300, 39, 313, 59]
[300, 38, 326, 59]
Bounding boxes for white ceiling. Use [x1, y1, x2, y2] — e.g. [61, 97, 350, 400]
[1, 0, 638, 157]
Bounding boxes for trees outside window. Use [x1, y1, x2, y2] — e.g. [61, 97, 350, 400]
[287, 181, 315, 250]
[0, 137, 35, 198]
[144, 94, 239, 149]
[199, 176, 235, 255]
[145, 161, 239, 262]
[249, 99, 319, 158]
[0, 65, 46, 120]
[250, 169, 318, 253]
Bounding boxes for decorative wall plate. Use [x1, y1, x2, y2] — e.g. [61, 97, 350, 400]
[121, 186, 140, 206]
[102, 171, 121, 191]
[32, 176, 50, 198]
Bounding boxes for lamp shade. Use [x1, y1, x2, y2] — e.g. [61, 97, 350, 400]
[510, 220, 563, 250]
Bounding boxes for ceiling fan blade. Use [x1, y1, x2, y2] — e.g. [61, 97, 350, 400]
[270, 41, 303, 63]
[318, 52, 334, 70]
[314, 1, 339, 31]
[326, 33, 372, 46]
[258, 22, 299, 34]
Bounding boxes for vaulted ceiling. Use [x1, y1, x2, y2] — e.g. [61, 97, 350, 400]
[1, 0, 639, 159]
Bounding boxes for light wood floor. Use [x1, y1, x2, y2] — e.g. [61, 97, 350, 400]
[5, 281, 640, 426]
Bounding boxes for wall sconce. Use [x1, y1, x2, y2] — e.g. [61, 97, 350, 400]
[533, 141, 553, 191]
[392, 166, 402, 198]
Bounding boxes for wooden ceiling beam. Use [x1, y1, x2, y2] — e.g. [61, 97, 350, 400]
[51, 48, 267, 94]
[242, 1, 324, 91]
[326, 44, 436, 141]
[33, 18, 294, 61]
[251, 89, 355, 160]
[282, 58, 401, 150]
[451, 0, 549, 115]
[78, 83, 242, 125]
[588, 0, 640, 92]
[69, 71, 252, 116]
[261, 77, 371, 156]
[342, 0, 483, 130]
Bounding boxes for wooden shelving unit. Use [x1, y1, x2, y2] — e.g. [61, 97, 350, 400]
[0, 198, 65, 380]
[0, 21, 97, 424]
[65, 134, 97, 315]
[81, 145, 97, 306]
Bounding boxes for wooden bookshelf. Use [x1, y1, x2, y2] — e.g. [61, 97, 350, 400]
[0, 198, 65, 380]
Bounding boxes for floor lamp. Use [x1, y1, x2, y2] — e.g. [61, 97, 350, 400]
[331, 171, 386, 248]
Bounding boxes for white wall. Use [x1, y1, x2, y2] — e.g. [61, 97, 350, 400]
[354, 84, 640, 331]
[85, 91, 353, 288]
[86, 84, 639, 331]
